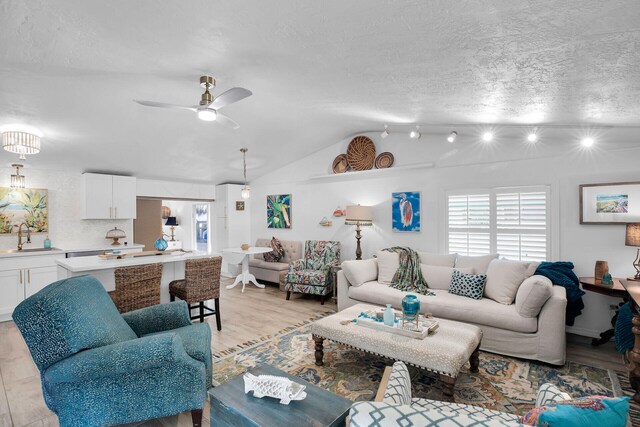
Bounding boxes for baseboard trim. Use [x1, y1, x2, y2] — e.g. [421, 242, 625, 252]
[566, 326, 601, 338]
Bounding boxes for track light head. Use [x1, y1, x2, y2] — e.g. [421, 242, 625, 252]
[409, 126, 420, 139]
[581, 137, 595, 148]
[381, 125, 390, 139]
[447, 131, 457, 143]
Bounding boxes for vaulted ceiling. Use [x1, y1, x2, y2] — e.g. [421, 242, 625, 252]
[1, 0, 639, 182]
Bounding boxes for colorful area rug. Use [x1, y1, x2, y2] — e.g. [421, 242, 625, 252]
[212, 310, 335, 358]
[213, 324, 623, 418]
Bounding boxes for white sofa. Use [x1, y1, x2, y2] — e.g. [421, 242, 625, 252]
[248, 238, 302, 284]
[337, 252, 567, 365]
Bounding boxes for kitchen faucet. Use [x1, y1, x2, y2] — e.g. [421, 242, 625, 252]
[17, 222, 31, 251]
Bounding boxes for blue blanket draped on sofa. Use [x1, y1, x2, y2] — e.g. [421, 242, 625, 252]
[535, 261, 585, 326]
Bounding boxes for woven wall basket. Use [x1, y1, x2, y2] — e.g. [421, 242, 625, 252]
[375, 152, 394, 169]
[346, 136, 376, 171]
[332, 154, 349, 173]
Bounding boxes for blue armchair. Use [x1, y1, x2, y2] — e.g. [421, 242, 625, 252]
[12, 274, 212, 427]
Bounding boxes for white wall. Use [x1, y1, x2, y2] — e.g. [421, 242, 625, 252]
[0, 168, 133, 250]
[250, 133, 640, 338]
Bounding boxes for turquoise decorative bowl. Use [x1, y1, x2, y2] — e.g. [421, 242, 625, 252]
[402, 294, 421, 321]
[154, 237, 168, 251]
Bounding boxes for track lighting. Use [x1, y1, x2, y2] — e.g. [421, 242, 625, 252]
[409, 126, 421, 139]
[581, 137, 595, 148]
[482, 132, 493, 142]
[381, 125, 390, 139]
[447, 131, 457, 143]
[527, 132, 538, 143]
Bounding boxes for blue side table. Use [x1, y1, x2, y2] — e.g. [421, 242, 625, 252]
[209, 364, 351, 426]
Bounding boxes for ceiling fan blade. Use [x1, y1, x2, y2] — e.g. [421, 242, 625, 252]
[134, 100, 197, 111]
[209, 87, 252, 110]
[215, 112, 240, 130]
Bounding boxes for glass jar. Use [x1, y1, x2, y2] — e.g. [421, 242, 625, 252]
[402, 294, 421, 321]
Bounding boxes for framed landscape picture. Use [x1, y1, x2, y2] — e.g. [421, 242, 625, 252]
[267, 194, 292, 229]
[392, 191, 421, 232]
[0, 188, 49, 233]
[580, 182, 640, 224]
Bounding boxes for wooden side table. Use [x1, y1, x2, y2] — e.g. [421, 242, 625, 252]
[579, 277, 628, 346]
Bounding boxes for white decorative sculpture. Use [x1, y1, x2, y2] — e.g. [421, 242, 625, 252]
[243, 373, 307, 405]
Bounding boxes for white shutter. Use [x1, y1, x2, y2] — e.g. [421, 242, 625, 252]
[447, 194, 490, 256]
[496, 190, 549, 261]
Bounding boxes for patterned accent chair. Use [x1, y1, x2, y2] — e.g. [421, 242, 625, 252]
[349, 361, 571, 426]
[12, 275, 211, 427]
[285, 240, 341, 304]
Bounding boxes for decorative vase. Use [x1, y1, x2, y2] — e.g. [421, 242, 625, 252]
[154, 237, 168, 251]
[383, 304, 395, 327]
[602, 273, 614, 285]
[595, 260, 609, 284]
[402, 294, 421, 322]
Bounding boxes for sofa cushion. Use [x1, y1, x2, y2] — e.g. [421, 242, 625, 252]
[264, 237, 285, 262]
[248, 258, 289, 272]
[521, 396, 630, 427]
[485, 259, 530, 305]
[348, 282, 537, 333]
[417, 252, 456, 267]
[377, 250, 400, 284]
[535, 383, 571, 407]
[455, 253, 499, 275]
[420, 265, 474, 290]
[286, 269, 327, 286]
[342, 259, 378, 287]
[448, 270, 487, 300]
[516, 275, 553, 317]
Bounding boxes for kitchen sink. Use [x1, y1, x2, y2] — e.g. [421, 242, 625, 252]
[0, 247, 61, 255]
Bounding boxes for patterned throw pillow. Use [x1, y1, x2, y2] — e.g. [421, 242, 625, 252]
[448, 269, 487, 300]
[263, 237, 285, 262]
[521, 395, 629, 426]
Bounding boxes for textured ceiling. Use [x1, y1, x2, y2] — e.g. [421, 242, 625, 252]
[0, 0, 639, 183]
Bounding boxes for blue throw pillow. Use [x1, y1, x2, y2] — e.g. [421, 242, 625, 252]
[521, 395, 629, 426]
[448, 270, 486, 300]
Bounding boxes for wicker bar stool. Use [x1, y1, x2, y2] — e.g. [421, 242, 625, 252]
[169, 256, 222, 330]
[110, 263, 163, 313]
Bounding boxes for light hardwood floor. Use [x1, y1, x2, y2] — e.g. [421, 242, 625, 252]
[0, 279, 627, 426]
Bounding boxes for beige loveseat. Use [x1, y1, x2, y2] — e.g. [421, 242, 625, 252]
[337, 252, 567, 365]
[249, 238, 302, 284]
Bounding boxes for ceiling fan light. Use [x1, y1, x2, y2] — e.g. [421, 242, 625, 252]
[197, 109, 217, 121]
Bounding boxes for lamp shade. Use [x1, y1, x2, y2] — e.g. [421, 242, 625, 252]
[627, 223, 640, 247]
[345, 205, 373, 226]
[165, 216, 179, 227]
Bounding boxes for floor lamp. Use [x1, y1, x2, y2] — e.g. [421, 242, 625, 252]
[345, 205, 373, 260]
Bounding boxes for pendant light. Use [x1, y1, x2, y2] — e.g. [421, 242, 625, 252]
[10, 164, 25, 189]
[240, 148, 250, 199]
[2, 131, 41, 157]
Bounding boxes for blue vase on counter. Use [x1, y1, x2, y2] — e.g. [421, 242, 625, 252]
[402, 294, 420, 321]
[154, 237, 168, 251]
[383, 304, 395, 327]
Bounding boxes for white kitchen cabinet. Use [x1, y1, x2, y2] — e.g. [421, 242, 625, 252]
[81, 173, 137, 219]
[25, 266, 59, 298]
[0, 253, 65, 322]
[0, 270, 22, 321]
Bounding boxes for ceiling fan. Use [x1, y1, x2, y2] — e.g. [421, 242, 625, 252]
[134, 76, 252, 129]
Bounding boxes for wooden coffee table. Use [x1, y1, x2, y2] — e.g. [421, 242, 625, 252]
[309, 303, 482, 401]
[209, 364, 351, 426]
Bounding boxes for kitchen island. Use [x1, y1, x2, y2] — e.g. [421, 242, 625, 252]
[56, 251, 221, 303]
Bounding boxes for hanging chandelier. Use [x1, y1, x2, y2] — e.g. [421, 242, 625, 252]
[2, 131, 41, 158]
[10, 164, 25, 189]
[240, 148, 250, 199]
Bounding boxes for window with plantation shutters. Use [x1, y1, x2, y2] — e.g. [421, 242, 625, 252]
[447, 187, 550, 261]
[447, 194, 491, 256]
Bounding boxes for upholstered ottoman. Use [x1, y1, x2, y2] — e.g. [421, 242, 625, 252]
[309, 303, 482, 401]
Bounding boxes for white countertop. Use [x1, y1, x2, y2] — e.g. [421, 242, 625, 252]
[0, 248, 66, 258]
[56, 251, 221, 273]
[59, 243, 145, 252]
[223, 247, 273, 255]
